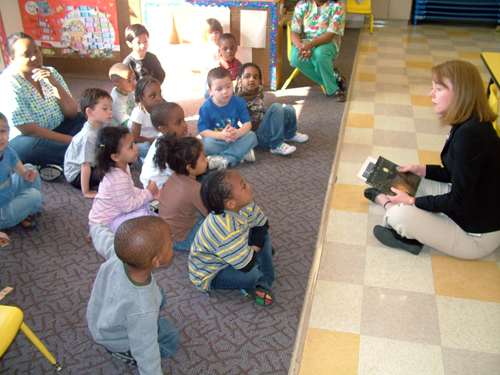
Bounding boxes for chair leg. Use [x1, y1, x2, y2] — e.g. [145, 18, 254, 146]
[20, 322, 62, 371]
[281, 68, 301, 91]
[321, 85, 326, 94]
[370, 14, 374, 34]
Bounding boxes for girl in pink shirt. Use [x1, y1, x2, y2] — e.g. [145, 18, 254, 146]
[89, 126, 160, 232]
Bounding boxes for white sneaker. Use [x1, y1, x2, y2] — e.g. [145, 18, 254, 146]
[285, 132, 309, 143]
[208, 155, 229, 170]
[243, 149, 256, 162]
[270, 142, 296, 155]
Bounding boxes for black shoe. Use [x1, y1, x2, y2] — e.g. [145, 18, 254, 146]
[39, 164, 63, 181]
[106, 349, 137, 367]
[364, 188, 383, 203]
[373, 225, 423, 255]
[327, 90, 346, 102]
[334, 67, 348, 93]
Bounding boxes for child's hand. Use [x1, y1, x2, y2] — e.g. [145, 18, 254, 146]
[147, 180, 159, 197]
[83, 190, 98, 199]
[153, 187, 163, 200]
[223, 125, 237, 143]
[23, 168, 38, 183]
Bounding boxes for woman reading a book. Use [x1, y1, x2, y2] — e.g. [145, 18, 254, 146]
[364, 60, 500, 260]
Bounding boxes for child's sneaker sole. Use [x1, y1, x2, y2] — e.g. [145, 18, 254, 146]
[106, 349, 137, 367]
[241, 287, 274, 307]
[39, 164, 63, 181]
[284, 133, 309, 143]
[243, 149, 255, 162]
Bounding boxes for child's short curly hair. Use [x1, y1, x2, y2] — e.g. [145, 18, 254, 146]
[200, 170, 233, 215]
[115, 216, 170, 268]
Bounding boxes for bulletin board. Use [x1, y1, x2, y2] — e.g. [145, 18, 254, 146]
[0, 10, 8, 69]
[18, 0, 120, 58]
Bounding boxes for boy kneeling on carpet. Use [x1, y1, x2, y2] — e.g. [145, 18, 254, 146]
[188, 170, 275, 306]
[87, 216, 179, 373]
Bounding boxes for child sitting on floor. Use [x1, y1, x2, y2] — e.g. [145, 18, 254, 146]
[0, 112, 43, 236]
[87, 216, 178, 373]
[88, 126, 160, 232]
[157, 134, 208, 251]
[123, 24, 165, 84]
[64, 88, 112, 198]
[189, 170, 275, 306]
[129, 77, 163, 160]
[140, 102, 189, 189]
[109, 63, 137, 127]
[197, 67, 257, 170]
[218, 33, 242, 83]
[235, 63, 308, 155]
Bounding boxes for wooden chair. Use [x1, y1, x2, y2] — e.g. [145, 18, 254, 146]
[346, 0, 373, 34]
[488, 83, 500, 137]
[281, 21, 326, 93]
[0, 305, 62, 371]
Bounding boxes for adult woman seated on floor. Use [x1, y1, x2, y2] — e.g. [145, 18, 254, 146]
[364, 60, 500, 260]
[0, 32, 86, 179]
[289, 0, 347, 101]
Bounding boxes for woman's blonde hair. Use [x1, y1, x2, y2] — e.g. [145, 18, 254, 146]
[432, 60, 496, 126]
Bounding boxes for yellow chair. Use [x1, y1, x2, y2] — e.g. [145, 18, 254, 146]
[0, 305, 62, 371]
[346, 0, 373, 34]
[488, 83, 500, 137]
[281, 21, 326, 94]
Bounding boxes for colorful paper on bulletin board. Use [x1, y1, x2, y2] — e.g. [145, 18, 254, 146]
[0, 10, 9, 66]
[18, 0, 119, 58]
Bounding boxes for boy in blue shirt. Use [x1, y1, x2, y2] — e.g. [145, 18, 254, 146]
[0, 112, 43, 237]
[87, 216, 179, 374]
[198, 67, 257, 170]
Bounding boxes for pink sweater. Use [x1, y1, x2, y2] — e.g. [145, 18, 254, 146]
[89, 165, 153, 227]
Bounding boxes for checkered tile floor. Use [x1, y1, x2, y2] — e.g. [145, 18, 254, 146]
[293, 22, 500, 375]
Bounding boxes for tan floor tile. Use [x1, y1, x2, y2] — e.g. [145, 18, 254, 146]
[374, 115, 415, 132]
[374, 82, 410, 94]
[430, 50, 460, 59]
[299, 329, 360, 375]
[374, 103, 414, 118]
[447, 31, 471, 37]
[375, 92, 412, 105]
[346, 113, 375, 129]
[355, 72, 377, 82]
[403, 37, 428, 44]
[336, 161, 366, 186]
[358, 336, 444, 375]
[418, 150, 442, 166]
[376, 74, 409, 85]
[411, 94, 433, 107]
[442, 347, 500, 375]
[371, 146, 420, 166]
[318, 242, 366, 284]
[352, 80, 376, 92]
[416, 133, 447, 151]
[338, 143, 373, 163]
[331, 184, 368, 213]
[457, 51, 481, 59]
[413, 105, 441, 119]
[407, 67, 433, 77]
[372, 129, 418, 149]
[361, 286, 440, 344]
[343, 127, 373, 146]
[359, 45, 378, 53]
[350, 90, 376, 102]
[437, 296, 500, 353]
[405, 54, 435, 62]
[349, 101, 375, 115]
[406, 60, 435, 70]
[325, 210, 367, 245]
[432, 255, 500, 303]
[375, 58, 407, 68]
[309, 280, 363, 333]
[414, 118, 448, 134]
[364, 246, 435, 294]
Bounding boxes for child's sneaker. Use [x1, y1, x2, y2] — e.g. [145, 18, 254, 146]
[243, 149, 255, 162]
[39, 164, 63, 181]
[270, 142, 296, 155]
[106, 349, 137, 367]
[333, 67, 348, 93]
[21, 212, 41, 230]
[241, 287, 274, 307]
[150, 199, 160, 214]
[208, 155, 229, 170]
[285, 133, 309, 143]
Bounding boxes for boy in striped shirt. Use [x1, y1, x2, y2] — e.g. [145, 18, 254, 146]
[188, 170, 275, 306]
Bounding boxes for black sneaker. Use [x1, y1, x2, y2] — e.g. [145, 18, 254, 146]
[373, 225, 423, 255]
[39, 164, 63, 182]
[106, 349, 137, 367]
[21, 212, 41, 230]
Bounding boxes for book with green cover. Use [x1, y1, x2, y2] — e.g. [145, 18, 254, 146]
[365, 156, 421, 196]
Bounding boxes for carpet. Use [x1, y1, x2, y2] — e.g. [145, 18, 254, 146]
[0, 26, 360, 374]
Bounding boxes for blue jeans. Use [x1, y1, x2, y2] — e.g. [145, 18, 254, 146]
[256, 103, 298, 149]
[158, 289, 179, 358]
[0, 164, 44, 230]
[9, 112, 86, 166]
[173, 212, 205, 251]
[202, 131, 257, 166]
[210, 233, 275, 291]
[290, 43, 339, 95]
[136, 141, 152, 160]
